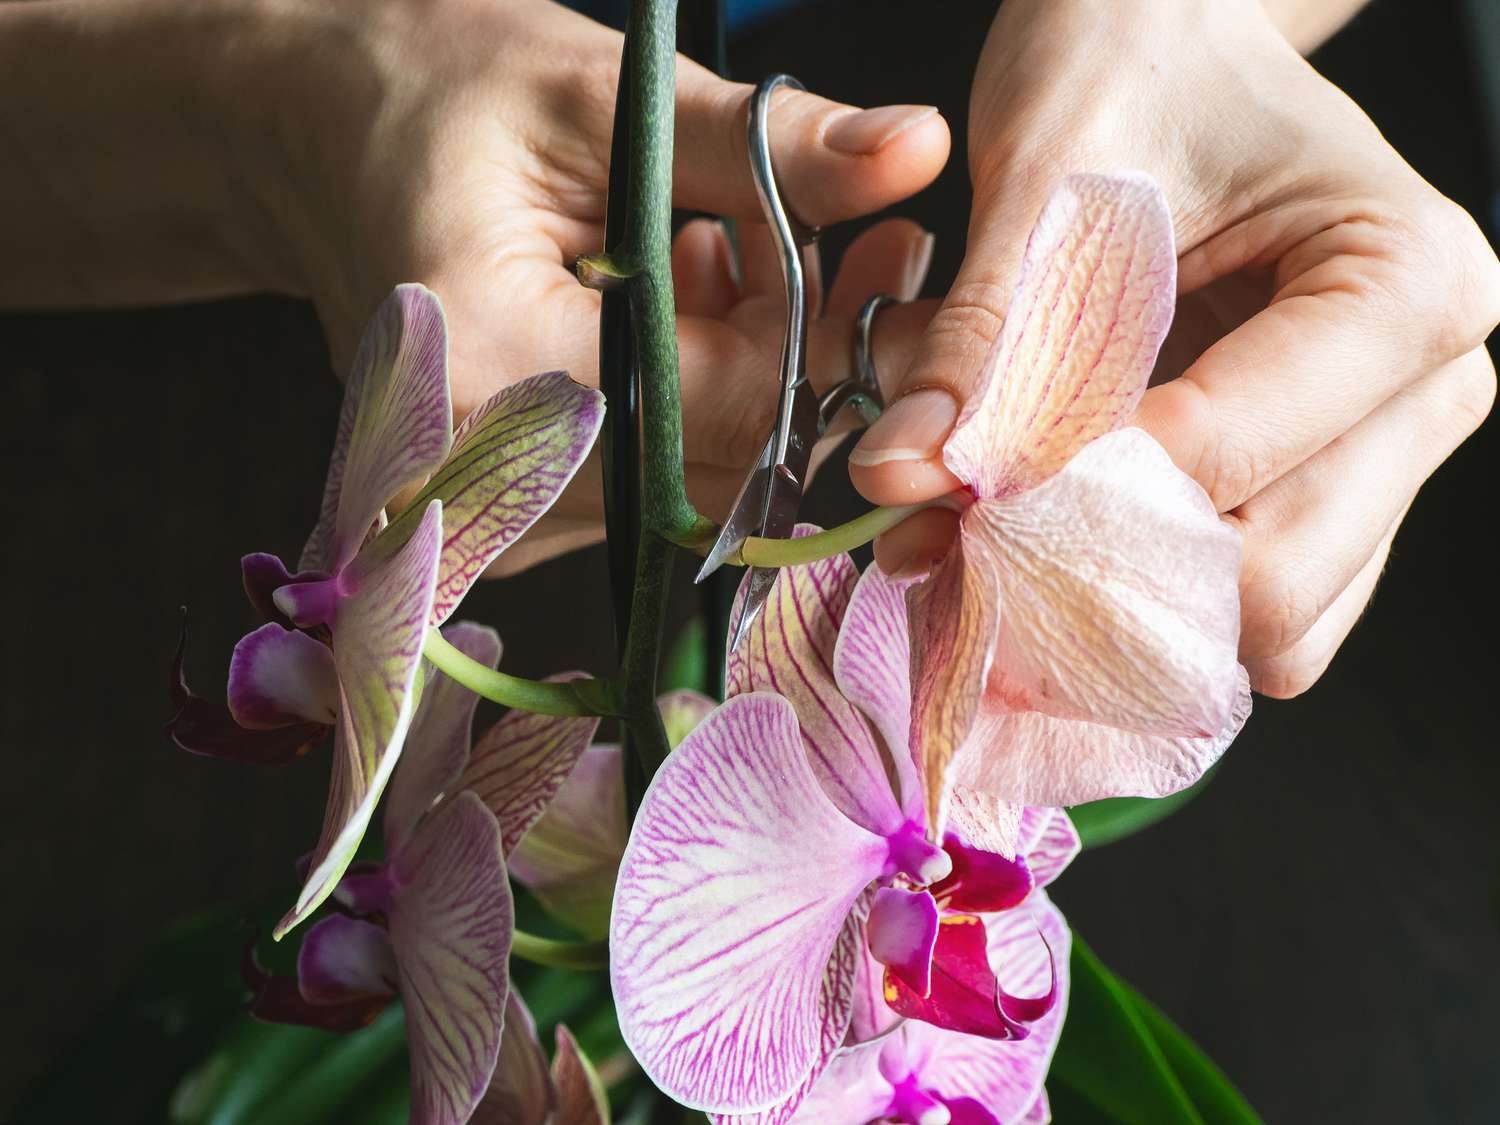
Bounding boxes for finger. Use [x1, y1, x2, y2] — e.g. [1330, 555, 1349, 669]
[1232, 346, 1495, 662]
[672, 61, 951, 228]
[673, 219, 739, 319]
[1137, 205, 1500, 513]
[826, 218, 934, 315]
[1244, 517, 1398, 699]
[872, 507, 962, 580]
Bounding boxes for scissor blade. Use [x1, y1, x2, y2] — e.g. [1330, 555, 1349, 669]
[695, 430, 775, 583]
[728, 564, 779, 652]
[726, 453, 809, 652]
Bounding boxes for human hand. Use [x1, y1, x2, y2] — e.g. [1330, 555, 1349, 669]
[849, 0, 1499, 697]
[259, 0, 946, 573]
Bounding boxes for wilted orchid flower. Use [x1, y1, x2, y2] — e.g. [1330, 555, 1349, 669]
[475, 990, 609, 1125]
[245, 622, 600, 1125]
[909, 173, 1251, 830]
[611, 547, 1076, 1117]
[222, 284, 602, 938]
[789, 894, 1070, 1125]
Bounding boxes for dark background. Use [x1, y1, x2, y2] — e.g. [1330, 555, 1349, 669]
[1, 0, 1495, 1120]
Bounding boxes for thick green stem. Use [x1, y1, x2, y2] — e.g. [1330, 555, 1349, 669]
[619, 531, 675, 776]
[732, 503, 938, 567]
[510, 929, 609, 971]
[422, 631, 620, 718]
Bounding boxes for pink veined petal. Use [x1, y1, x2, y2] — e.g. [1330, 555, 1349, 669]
[227, 623, 338, 729]
[944, 173, 1176, 499]
[274, 501, 443, 940]
[907, 895, 1072, 1125]
[847, 890, 901, 1046]
[457, 682, 602, 855]
[297, 915, 399, 1005]
[728, 543, 906, 837]
[909, 527, 1003, 840]
[834, 563, 923, 824]
[610, 692, 889, 1114]
[377, 370, 605, 626]
[552, 1025, 610, 1125]
[389, 791, 513, 1125]
[659, 688, 717, 749]
[385, 621, 501, 849]
[960, 664, 1253, 807]
[785, 1037, 894, 1125]
[471, 991, 554, 1125]
[507, 744, 625, 941]
[945, 785, 1023, 861]
[1020, 1089, 1051, 1124]
[305, 284, 453, 572]
[1015, 808, 1080, 889]
[974, 427, 1244, 739]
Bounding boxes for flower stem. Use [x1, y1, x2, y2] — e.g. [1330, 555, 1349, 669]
[422, 631, 620, 718]
[732, 503, 934, 568]
[510, 929, 609, 971]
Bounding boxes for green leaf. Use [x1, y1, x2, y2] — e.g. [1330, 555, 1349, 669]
[240, 1005, 406, 1125]
[1067, 768, 1217, 849]
[660, 617, 708, 694]
[1051, 936, 1262, 1124]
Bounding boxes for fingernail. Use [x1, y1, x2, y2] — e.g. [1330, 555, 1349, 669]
[824, 105, 938, 156]
[849, 388, 958, 467]
[900, 231, 936, 301]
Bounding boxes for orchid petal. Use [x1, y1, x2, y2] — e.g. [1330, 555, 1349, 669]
[940, 1096, 1002, 1125]
[785, 1038, 893, 1125]
[931, 838, 1033, 914]
[944, 786, 1022, 860]
[227, 623, 338, 729]
[611, 692, 888, 1113]
[961, 665, 1253, 807]
[275, 500, 442, 939]
[834, 563, 923, 822]
[974, 427, 1243, 740]
[381, 370, 606, 625]
[388, 791, 513, 1125]
[243, 940, 390, 1033]
[658, 688, 717, 749]
[303, 285, 453, 573]
[473, 992, 554, 1125]
[385, 621, 500, 849]
[868, 887, 940, 997]
[1020, 1089, 1051, 1124]
[849, 936, 901, 1046]
[507, 744, 625, 941]
[729, 545, 905, 836]
[457, 682, 602, 855]
[552, 1025, 610, 1125]
[944, 173, 1175, 498]
[1015, 808, 1080, 889]
[297, 915, 399, 1004]
[909, 527, 1002, 839]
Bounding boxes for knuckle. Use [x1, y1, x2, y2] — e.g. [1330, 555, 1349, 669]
[1250, 650, 1327, 701]
[1202, 436, 1275, 515]
[1409, 195, 1500, 357]
[1446, 348, 1498, 438]
[1241, 561, 1325, 661]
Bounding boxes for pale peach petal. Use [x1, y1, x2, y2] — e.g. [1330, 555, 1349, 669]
[973, 427, 1242, 739]
[945, 174, 1176, 498]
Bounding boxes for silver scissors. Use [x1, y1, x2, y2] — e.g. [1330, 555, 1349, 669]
[695, 73, 893, 652]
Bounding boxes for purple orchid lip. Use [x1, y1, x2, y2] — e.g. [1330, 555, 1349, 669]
[241, 937, 390, 1033]
[868, 887, 940, 997]
[930, 836, 1034, 914]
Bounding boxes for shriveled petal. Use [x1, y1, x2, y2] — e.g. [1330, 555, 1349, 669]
[945, 786, 1022, 861]
[389, 791, 513, 1125]
[906, 896, 1071, 1124]
[386, 621, 501, 848]
[785, 1038, 893, 1125]
[944, 173, 1175, 498]
[960, 665, 1253, 806]
[659, 688, 717, 749]
[552, 1025, 609, 1125]
[472, 992, 554, 1125]
[729, 546, 905, 836]
[322, 285, 453, 572]
[909, 528, 1002, 839]
[975, 427, 1243, 739]
[274, 501, 442, 939]
[611, 692, 888, 1113]
[228, 623, 338, 729]
[297, 915, 399, 1004]
[867, 887, 940, 996]
[457, 682, 602, 854]
[1015, 808, 1080, 889]
[379, 370, 606, 625]
[834, 563, 922, 822]
[507, 744, 625, 941]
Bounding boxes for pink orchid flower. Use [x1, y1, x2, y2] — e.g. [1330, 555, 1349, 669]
[221, 284, 603, 938]
[908, 173, 1251, 831]
[245, 622, 601, 1125]
[788, 893, 1070, 1125]
[610, 546, 1079, 1118]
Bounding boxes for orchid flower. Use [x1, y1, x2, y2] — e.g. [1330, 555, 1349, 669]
[610, 546, 1078, 1117]
[908, 173, 1252, 833]
[219, 284, 602, 938]
[788, 893, 1070, 1125]
[475, 990, 609, 1125]
[244, 621, 601, 1125]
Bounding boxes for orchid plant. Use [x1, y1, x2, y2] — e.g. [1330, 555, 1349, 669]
[161, 2, 1265, 1123]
